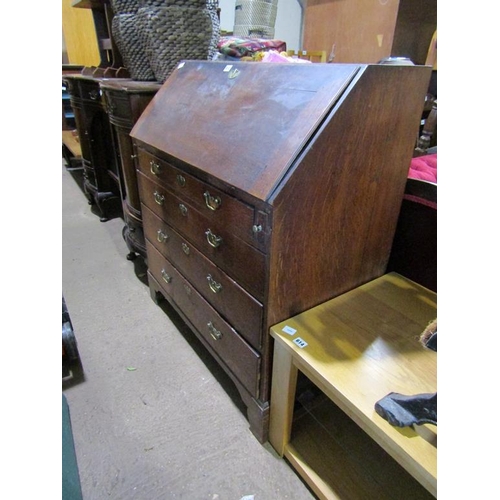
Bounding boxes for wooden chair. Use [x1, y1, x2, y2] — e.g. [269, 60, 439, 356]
[415, 97, 437, 156]
[287, 50, 327, 63]
[415, 29, 437, 156]
[386, 178, 437, 292]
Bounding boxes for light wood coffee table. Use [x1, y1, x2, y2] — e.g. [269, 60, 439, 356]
[269, 273, 437, 499]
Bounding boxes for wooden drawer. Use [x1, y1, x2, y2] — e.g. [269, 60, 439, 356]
[137, 148, 266, 251]
[147, 241, 261, 398]
[142, 205, 263, 351]
[102, 89, 132, 124]
[78, 79, 102, 104]
[138, 172, 266, 300]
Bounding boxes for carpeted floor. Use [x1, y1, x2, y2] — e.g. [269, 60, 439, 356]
[61, 160, 315, 500]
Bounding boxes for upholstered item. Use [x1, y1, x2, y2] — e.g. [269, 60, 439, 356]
[387, 178, 437, 292]
[408, 153, 437, 183]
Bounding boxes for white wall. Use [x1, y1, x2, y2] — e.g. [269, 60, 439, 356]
[218, 0, 303, 52]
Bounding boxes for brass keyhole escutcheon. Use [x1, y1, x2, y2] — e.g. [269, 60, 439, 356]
[161, 269, 172, 283]
[179, 204, 188, 216]
[176, 174, 186, 187]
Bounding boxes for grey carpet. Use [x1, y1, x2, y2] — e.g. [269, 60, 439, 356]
[62, 161, 315, 500]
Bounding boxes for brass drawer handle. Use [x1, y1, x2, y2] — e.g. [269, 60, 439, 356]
[182, 243, 190, 255]
[207, 274, 222, 294]
[154, 191, 165, 205]
[176, 174, 186, 187]
[179, 204, 188, 216]
[150, 160, 161, 176]
[203, 191, 221, 211]
[157, 229, 168, 243]
[161, 269, 172, 284]
[205, 229, 222, 248]
[207, 321, 223, 341]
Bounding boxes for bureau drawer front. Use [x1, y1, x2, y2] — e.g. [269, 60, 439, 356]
[137, 148, 265, 251]
[147, 242, 261, 398]
[143, 205, 263, 350]
[139, 172, 266, 300]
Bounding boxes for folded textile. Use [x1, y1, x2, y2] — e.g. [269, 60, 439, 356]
[217, 35, 286, 58]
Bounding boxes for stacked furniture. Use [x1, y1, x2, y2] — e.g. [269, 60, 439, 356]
[131, 61, 431, 442]
[63, 0, 130, 221]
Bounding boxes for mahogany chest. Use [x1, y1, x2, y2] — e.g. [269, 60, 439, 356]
[130, 61, 431, 442]
[64, 74, 127, 221]
[100, 80, 162, 259]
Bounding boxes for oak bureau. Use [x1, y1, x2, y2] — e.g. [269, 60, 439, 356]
[130, 61, 431, 442]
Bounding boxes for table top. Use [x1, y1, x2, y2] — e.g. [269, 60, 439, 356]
[270, 272, 437, 494]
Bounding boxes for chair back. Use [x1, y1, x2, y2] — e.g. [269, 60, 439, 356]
[387, 178, 437, 292]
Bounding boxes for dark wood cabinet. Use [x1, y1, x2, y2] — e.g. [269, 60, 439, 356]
[64, 74, 124, 221]
[100, 80, 161, 259]
[130, 61, 431, 442]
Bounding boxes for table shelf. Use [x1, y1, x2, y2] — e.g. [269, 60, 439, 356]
[269, 273, 437, 499]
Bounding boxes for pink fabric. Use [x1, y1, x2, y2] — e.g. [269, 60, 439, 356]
[408, 154, 437, 183]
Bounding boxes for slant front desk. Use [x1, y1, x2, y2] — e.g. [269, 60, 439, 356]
[130, 61, 431, 442]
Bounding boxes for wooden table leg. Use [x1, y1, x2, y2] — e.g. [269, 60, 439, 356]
[269, 342, 298, 456]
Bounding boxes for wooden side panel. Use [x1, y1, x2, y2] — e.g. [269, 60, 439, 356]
[266, 65, 431, 327]
[303, 0, 401, 63]
[62, 0, 100, 66]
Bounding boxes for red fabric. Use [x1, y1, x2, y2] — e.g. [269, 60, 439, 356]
[408, 154, 437, 183]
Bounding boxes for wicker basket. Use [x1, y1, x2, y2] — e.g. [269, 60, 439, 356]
[233, 0, 277, 39]
[112, 13, 156, 80]
[139, 5, 219, 82]
[233, 24, 275, 38]
[111, 0, 141, 14]
[139, 0, 207, 7]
